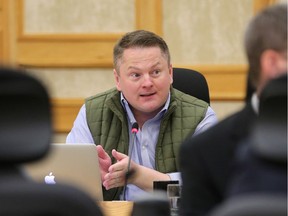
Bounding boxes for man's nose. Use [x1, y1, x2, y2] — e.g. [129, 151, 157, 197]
[141, 74, 153, 86]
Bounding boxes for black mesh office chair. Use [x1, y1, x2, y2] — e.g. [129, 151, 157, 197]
[172, 67, 210, 104]
[0, 67, 103, 216]
[209, 194, 287, 216]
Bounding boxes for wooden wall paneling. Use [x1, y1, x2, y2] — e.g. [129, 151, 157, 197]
[174, 64, 248, 101]
[253, 0, 278, 13]
[0, 0, 4, 61]
[17, 34, 120, 68]
[0, 0, 10, 64]
[15, 0, 123, 68]
[51, 98, 84, 133]
[135, 0, 163, 35]
[14, 0, 275, 133]
[16, 0, 163, 68]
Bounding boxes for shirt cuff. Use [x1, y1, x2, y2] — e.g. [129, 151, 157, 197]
[167, 172, 182, 185]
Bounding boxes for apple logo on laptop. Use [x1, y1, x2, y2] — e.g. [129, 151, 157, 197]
[44, 172, 56, 184]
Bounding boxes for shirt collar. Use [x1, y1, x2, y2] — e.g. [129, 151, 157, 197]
[251, 92, 259, 115]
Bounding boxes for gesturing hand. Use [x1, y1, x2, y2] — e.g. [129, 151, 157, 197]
[103, 149, 130, 190]
[96, 145, 112, 182]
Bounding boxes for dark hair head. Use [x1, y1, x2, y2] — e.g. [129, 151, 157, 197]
[245, 3, 287, 88]
[113, 30, 171, 71]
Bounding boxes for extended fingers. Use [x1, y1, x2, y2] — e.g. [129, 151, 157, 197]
[103, 170, 124, 190]
[96, 145, 108, 158]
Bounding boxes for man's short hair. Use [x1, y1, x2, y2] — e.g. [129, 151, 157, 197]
[113, 30, 171, 72]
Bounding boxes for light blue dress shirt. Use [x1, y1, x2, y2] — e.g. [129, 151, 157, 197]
[66, 92, 218, 200]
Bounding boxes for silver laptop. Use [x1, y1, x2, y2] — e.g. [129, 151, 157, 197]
[23, 143, 103, 201]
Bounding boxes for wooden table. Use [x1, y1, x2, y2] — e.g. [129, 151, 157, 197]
[98, 201, 133, 216]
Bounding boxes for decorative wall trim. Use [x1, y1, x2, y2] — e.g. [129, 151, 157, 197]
[16, 35, 120, 68]
[175, 64, 248, 100]
[253, 0, 278, 13]
[0, 0, 12, 63]
[135, 0, 163, 35]
[51, 98, 84, 133]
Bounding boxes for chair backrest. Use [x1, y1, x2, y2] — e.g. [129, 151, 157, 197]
[0, 67, 103, 216]
[210, 75, 287, 216]
[131, 191, 171, 216]
[209, 194, 287, 216]
[0, 181, 104, 216]
[172, 67, 210, 104]
[0, 68, 51, 164]
[252, 74, 287, 162]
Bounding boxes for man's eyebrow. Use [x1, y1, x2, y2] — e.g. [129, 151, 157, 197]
[127, 62, 162, 71]
[127, 66, 141, 71]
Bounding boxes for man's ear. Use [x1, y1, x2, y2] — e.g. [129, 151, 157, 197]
[261, 50, 285, 79]
[169, 65, 173, 84]
[258, 50, 287, 95]
[113, 69, 121, 91]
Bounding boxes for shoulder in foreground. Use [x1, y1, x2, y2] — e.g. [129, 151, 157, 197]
[182, 107, 248, 147]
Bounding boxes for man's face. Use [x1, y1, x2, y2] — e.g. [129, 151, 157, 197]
[114, 46, 173, 117]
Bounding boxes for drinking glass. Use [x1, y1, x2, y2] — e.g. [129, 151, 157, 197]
[167, 184, 181, 216]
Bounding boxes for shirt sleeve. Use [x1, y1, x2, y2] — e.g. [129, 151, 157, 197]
[167, 107, 217, 185]
[193, 106, 218, 136]
[66, 104, 95, 144]
[167, 172, 182, 185]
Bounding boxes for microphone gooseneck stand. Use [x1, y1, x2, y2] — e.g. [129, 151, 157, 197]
[123, 122, 139, 201]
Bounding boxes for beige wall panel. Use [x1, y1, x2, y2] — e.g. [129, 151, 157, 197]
[163, 0, 253, 64]
[211, 101, 245, 120]
[162, 0, 254, 102]
[25, 68, 115, 98]
[25, 68, 116, 134]
[24, 0, 134, 33]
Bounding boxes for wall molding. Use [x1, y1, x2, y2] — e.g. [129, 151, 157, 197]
[135, 0, 163, 35]
[51, 98, 84, 133]
[0, 0, 13, 64]
[253, 0, 278, 13]
[176, 64, 248, 100]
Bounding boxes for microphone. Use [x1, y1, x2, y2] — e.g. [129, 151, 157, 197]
[123, 122, 139, 201]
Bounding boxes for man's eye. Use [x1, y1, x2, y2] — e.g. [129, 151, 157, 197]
[152, 70, 161, 76]
[131, 73, 140, 78]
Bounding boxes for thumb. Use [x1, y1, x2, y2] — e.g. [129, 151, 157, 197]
[96, 145, 109, 159]
[112, 149, 127, 161]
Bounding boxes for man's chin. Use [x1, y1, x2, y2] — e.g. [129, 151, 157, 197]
[138, 105, 163, 115]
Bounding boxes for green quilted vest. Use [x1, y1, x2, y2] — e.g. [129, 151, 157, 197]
[85, 87, 208, 200]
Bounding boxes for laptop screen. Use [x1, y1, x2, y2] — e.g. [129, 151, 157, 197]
[23, 143, 103, 201]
